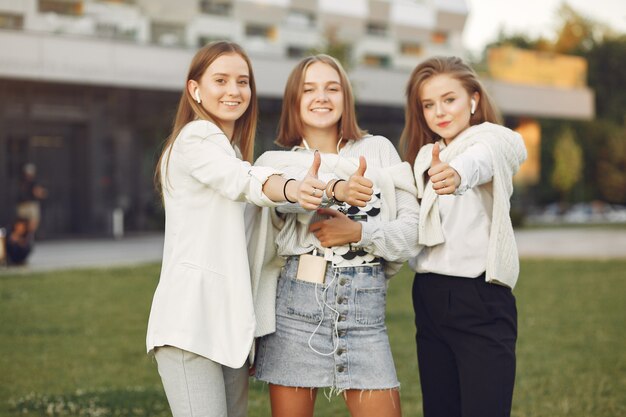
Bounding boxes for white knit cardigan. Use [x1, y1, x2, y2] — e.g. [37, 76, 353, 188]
[413, 122, 527, 289]
[246, 151, 418, 341]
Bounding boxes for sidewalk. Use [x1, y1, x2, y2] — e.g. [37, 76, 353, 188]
[2, 228, 625, 274]
[1, 234, 164, 274]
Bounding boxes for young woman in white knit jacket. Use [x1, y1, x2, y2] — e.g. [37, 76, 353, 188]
[145, 41, 320, 417]
[248, 54, 420, 417]
[400, 56, 527, 417]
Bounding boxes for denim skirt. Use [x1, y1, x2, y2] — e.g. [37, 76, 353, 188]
[255, 256, 399, 391]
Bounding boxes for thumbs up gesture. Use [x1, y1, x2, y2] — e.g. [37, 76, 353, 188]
[427, 143, 461, 195]
[295, 150, 327, 210]
[333, 156, 374, 207]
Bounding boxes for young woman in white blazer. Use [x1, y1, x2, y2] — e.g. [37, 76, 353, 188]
[400, 56, 527, 417]
[145, 41, 322, 417]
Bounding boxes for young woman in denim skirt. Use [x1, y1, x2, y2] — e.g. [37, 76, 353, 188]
[400, 56, 527, 417]
[247, 54, 420, 417]
[145, 41, 319, 417]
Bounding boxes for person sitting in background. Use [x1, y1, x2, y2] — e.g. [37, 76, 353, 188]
[5, 218, 33, 265]
[16, 163, 47, 236]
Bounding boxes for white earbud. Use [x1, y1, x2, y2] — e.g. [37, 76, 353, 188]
[470, 99, 476, 115]
[194, 89, 201, 104]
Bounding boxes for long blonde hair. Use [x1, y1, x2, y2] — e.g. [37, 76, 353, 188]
[155, 41, 258, 194]
[399, 56, 501, 166]
[275, 54, 366, 148]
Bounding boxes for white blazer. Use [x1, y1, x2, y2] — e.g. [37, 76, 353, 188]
[146, 120, 280, 368]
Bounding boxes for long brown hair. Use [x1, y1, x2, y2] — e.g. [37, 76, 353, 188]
[275, 54, 366, 148]
[155, 41, 258, 194]
[399, 56, 501, 166]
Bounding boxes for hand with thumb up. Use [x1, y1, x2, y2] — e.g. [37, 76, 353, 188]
[332, 156, 374, 207]
[293, 150, 327, 210]
[427, 143, 461, 195]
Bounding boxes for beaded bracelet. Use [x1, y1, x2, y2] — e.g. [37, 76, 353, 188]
[283, 178, 296, 203]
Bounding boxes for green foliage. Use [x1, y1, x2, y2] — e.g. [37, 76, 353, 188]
[1, 259, 625, 416]
[308, 26, 353, 70]
[586, 35, 626, 123]
[597, 127, 626, 203]
[551, 127, 583, 201]
[552, 3, 605, 54]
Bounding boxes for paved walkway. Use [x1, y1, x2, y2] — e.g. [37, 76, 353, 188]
[2, 228, 625, 274]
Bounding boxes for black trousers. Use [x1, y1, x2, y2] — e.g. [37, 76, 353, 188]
[412, 272, 517, 417]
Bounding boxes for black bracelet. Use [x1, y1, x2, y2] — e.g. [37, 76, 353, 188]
[283, 178, 296, 203]
[331, 179, 346, 202]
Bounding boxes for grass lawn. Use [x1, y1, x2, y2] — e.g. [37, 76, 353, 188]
[1, 259, 624, 416]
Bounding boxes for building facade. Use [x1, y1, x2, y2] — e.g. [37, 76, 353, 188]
[0, 0, 593, 238]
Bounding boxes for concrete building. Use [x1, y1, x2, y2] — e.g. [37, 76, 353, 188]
[0, 0, 594, 238]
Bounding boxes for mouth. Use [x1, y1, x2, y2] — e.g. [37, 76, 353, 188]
[310, 107, 332, 113]
[437, 121, 451, 128]
[220, 101, 241, 107]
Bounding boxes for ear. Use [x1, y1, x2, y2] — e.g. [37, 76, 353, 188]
[187, 80, 199, 100]
[471, 92, 480, 114]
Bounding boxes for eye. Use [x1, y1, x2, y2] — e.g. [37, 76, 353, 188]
[215, 78, 226, 84]
[423, 103, 433, 109]
[238, 79, 249, 86]
[444, 97, 455, 103]
[303, 88, 314, 93]
[328, 87, 340, 92]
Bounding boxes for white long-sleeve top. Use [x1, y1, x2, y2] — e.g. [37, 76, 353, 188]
[412, 141, 494, 278]
[409, 122, 527, 289]
[271, 135, 420, 264]
[146, 120, 282, 368]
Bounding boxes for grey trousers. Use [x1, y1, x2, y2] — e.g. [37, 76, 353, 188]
[154, 346, 248, 417]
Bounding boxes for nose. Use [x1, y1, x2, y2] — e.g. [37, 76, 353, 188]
[435, 102, 445, 117]
[314, 88, 329, 102]
[226, 80, 240, 96]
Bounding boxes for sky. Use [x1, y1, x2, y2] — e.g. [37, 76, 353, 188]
[463, 0, 626, 54]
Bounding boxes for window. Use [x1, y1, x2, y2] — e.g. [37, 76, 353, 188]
[363, 54, 390, 68]
[151, 22, 185, 47]
[96, 23, 137, 41]
[401, 42, 423, 57]
[245, 24, 277, 41]
[366, 22, 387, 37]
[431, 31, 448, 44]
[199, 0, 232, 16]
[0, 13, 24, 30]
[287, 46, 309, 58]
[39, 0, 83, 16]
[198, 35, 230, 47]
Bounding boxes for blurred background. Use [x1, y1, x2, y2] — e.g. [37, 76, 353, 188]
[0, 0, 625, 240]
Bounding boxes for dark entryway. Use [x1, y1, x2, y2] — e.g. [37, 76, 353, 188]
[2, 123, 89, 238]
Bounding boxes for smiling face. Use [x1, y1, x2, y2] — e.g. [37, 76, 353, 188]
[189, 53, 251, 137]
[299, 62, 344, 136]
[420, 73, 479, 143]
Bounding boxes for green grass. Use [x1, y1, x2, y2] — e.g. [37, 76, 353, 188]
[1, 260, 624, 416]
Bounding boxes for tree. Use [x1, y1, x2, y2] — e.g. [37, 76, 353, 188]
[597, 126, 626, 203]
[585, 36, 626, 123]
[308, 26, 352, 70]
[552, 3, 604, 54]
[551, 127, 583, 202]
